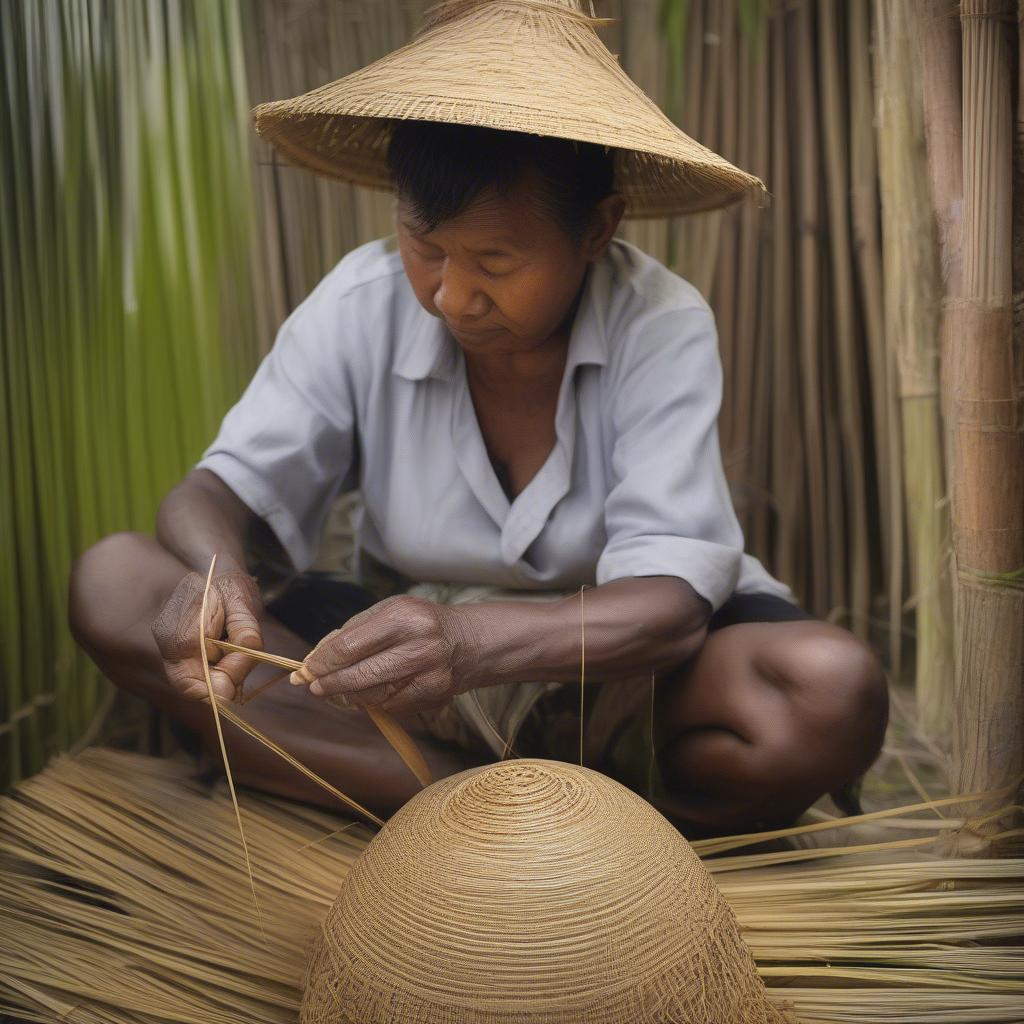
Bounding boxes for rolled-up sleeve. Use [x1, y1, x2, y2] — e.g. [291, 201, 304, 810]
[596, 305, 743, 613]
[197, 283, 359, 572]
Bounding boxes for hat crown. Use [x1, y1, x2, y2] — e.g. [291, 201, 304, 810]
[420, 0, 596, 35]
[252, 0, 764, 218]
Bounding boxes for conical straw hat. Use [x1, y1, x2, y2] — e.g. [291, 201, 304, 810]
[301, 758, 795, 1023]
[253, 0, 764, 219]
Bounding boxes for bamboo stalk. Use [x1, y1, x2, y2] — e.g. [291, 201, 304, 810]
[793, 1, 829, 617]
[0, 0, 260, 787]
[820, 0, 871, 639]
[915, 0, 965, 744]
[768, 3, 803, 601]
[948, 0, 1024, 847]
[747, 21, 772, 560]
[875, 0, 955, 735]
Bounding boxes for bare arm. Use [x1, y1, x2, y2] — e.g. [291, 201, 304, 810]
[296, 576, 711, 712]
[151, 468, 265, 699]
[156, 468, 253, 574]
[453, 576, 710, 688]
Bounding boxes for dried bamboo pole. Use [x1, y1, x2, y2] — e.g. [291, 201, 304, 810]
[849, 0, 905, 672]
[729, 11, 769, 544]
[671, 0, 724, 298]
[820, 0, 871, 640]
[768, 3, 804, 601]
[793, 1, 829, 616]
[875, 0, 955, 738]
[848, 5, 891, 587]
[712, 0, 740, 469]
[947, 0, 1024, 845]
[617, 0, 669, 261]
[746, 22, 773, 559]
[1017, 2, 1024, 544]
[915, 0, 965, 736]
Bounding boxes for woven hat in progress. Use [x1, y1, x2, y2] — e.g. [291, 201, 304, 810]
[301, 759, 794, 1023]
[253, 0, 764, 219]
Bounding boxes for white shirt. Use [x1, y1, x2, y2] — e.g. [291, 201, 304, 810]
[198, 236, 794, 613]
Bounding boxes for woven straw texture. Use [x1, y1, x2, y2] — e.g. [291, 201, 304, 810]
[301, 758, 792, 1024]
[252, 0, 763, 219]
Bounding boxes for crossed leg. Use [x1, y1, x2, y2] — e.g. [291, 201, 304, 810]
[651, 619, 889, 834]
[69, 532, 487, 821]
[71, 532, 888, 834]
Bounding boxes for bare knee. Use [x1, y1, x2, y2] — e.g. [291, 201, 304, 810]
[69, 532, 168, 653]
[768, 627, 889, 775]
[658, 624, 888, 832]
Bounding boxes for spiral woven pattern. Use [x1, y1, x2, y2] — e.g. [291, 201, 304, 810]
[252, 0, 763, 219]
[301, 759, 793, 1023]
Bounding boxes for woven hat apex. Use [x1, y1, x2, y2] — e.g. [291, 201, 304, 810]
[253, 0, 764, 219]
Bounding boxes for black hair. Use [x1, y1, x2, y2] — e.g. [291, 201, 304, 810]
[386, 120, 616, 244]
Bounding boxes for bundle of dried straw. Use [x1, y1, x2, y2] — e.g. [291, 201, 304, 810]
[1, 748, 1021, 1024]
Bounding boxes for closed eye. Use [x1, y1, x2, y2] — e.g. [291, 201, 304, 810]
[414, 246, 444, 261]
[479, 261, 517, 278]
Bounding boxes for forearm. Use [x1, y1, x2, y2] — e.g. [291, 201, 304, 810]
[155, 469, 253, 575]
[453, 576, 711, 690]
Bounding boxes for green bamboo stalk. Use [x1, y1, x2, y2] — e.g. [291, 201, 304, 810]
[0, 0, 260, 787]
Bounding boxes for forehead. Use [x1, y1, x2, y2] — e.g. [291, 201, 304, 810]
[398, 170, 562, 249]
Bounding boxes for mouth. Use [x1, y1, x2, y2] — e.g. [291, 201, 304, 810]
[447, 323, 498, 340]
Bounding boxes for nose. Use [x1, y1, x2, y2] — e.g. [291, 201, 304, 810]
[434, 262, 487, 323]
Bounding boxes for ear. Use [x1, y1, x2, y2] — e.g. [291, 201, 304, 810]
[582, 193, 627, 262]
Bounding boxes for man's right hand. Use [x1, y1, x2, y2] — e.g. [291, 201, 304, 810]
[151, 569, 264, 701]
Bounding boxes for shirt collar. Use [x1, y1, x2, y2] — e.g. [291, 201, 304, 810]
[392, 251, 611, 383]
[393, 309, 459, 382]
[563, 259, 609, 373]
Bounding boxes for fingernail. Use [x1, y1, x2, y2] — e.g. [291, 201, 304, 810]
[289, 671, 302, 686]
[310, 681, 324, 697]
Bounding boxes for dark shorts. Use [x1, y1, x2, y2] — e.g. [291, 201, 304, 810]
[267, 576, 813, 646]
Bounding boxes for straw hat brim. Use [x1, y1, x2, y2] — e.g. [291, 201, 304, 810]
[252, 1, 765, 219]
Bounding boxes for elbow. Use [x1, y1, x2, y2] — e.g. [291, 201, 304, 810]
[671, 617, 709, 665]
[637, 578, 711, 670]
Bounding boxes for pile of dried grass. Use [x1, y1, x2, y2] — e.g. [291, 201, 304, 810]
[1, 748, 1021, 1024]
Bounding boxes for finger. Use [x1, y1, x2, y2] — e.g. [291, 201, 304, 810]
[309, 649, 420, 699]
[223, 600, 263, 652]
[303, 611, 410, 678]
[317, 669, 450, 711]
[211, 651, 258, 697]
[360, 683, 451, 714]
[165, 659, 235, 702]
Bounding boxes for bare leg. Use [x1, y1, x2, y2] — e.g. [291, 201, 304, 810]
[654, 620, 888, 835]
[69, 532, 489, 821]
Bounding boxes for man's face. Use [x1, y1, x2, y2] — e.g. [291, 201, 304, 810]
[397, 168, 596, 357]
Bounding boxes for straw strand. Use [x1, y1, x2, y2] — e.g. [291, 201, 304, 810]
[198, 555, 264, 937]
